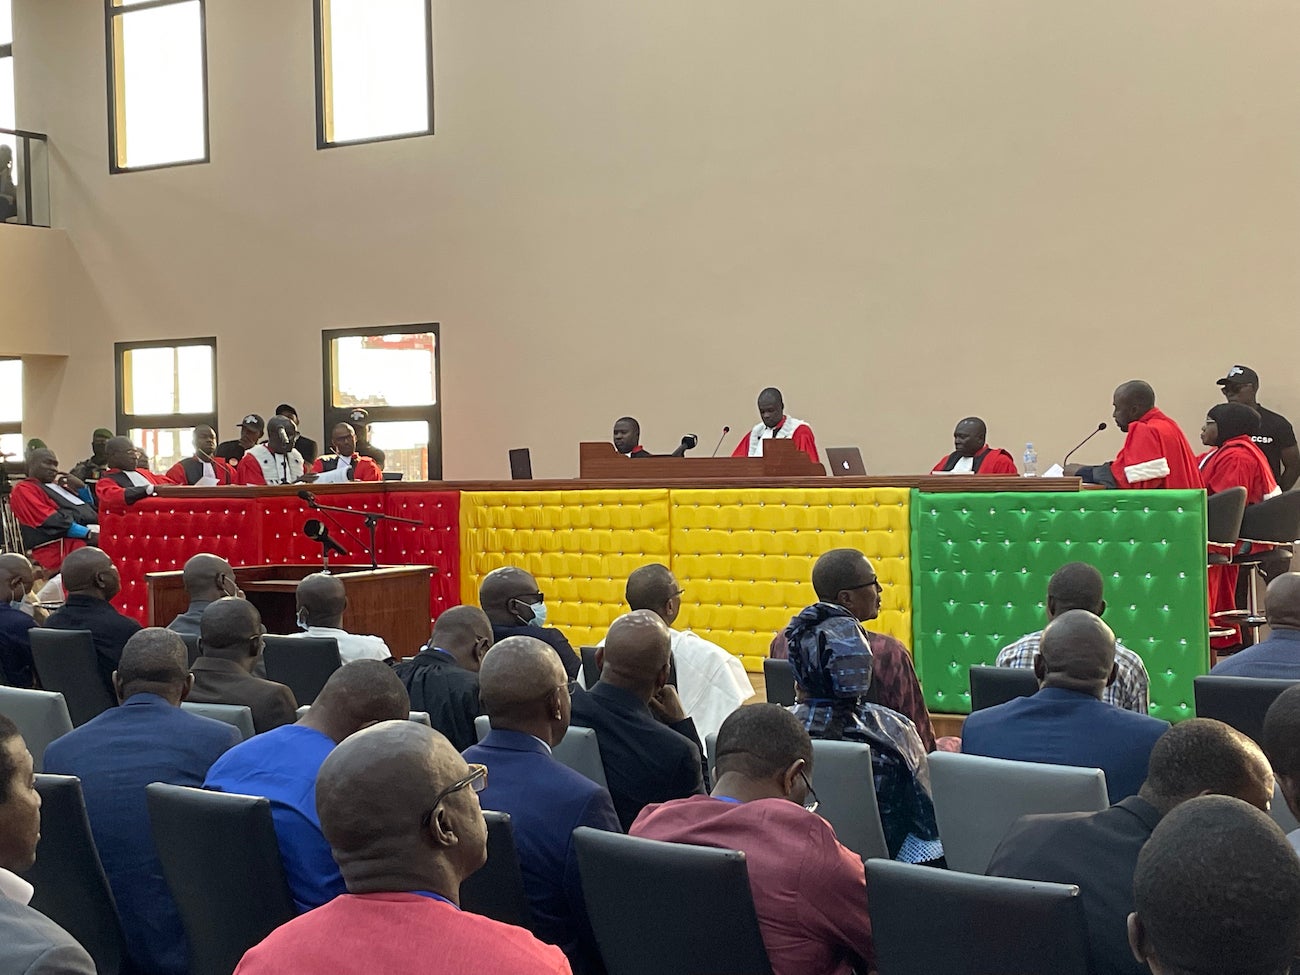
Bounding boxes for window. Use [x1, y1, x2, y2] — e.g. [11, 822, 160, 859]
[314, 0, 434, 147]
[115, 339, 216, 473]
[1, 0, 14, 136]
[323, 325, 441, 480]
[106, 0, 209, 172]
[0, 357, 21, 462]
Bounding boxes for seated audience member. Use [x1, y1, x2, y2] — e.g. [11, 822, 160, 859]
[9, 446, 98, 571]
[394, 606, 492, 751]
[189, 598, 297, 734]
[1263, 684, 1300, 852]
[44, 547, 141, 696]
[771, 549, 936, 751]
[987, 718, 1272, 975]
[311, 423, 381, 483]
[997, 562, 1150, 713]
[732, 387, 819, 463]
[785, 593, 942, 864]
[570, 610, 706, 829]
[42, 629, 241, 975]
[20, 561, 51, 624]
[479, 566, 580, 679]
[1211, 572, 1300, 678]
[283, 572, 392, 663]
[69, 428, 113, 485]
[463, 636, 621, 972]
[204, 660, 410, 912]
[962, 610, 1170, 803]
[215, 414, 264, 464]
[599, 564, 753, 742]
[632, 704, 874, 975]
[165, 425, 236, 486]
[236, 416, 312, 486]
[612, 416, 653, 457]
[346, 408, 386, 470]
[1217, 364, 1300, 491]
[1127, 796, 1300, 975]
[276, 405, 317, 465]
[0, 554, 39, 687]
[166, 553, 240, 637]
[1065, 381, 1200, 489]
[232, 721, 568, 975]
[930, 417, 1018, 475]
[95, 436, 174, 507]
[0, 715, 97, 974]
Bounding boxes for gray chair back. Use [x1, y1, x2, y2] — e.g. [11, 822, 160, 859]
[763, 657, 795, 706]
[30, 628, 117, 726]
[475, 715, 608, 789]
[928, 751, 1109, 874]
[180, 701, 256, 740]
[867, 858, 1090, 975]
[1193, 675, 1299, 745]
[573, 827, 771, 975]
[262, 635, 342, 705]
[460, 811, 532, 928]
[0, 686, 73, 770]
[298, 704, 435, 726]
[968, 665, 1039, 711]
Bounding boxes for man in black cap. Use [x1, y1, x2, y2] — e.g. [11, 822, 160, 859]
[70, 428, 114, 484]
[1217, 365, 1298, 490]
[347, 408, 386, 470]
[276, 404, 317, 465]
[215, 414, 265, 464]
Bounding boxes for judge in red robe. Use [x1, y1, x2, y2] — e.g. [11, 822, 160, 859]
[9, 447, 98, 571]
[311, 423, 382, 483]
[165, 424, 236, 486]
[732, 387, 819, 463]
[1066, 381, 1200, 489]
[95, 436, 175, 508]
[930, 417, 1018, 475]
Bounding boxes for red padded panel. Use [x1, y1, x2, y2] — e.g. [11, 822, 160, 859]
[381, 491, 461, 624]
[258, 492, 387, 569]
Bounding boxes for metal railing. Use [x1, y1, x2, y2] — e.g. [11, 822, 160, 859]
[0, 127, 50, 228]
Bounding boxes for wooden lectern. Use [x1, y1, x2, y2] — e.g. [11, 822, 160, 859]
[578, 439, 826, 479]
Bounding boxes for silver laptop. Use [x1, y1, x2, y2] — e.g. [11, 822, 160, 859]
[826, 447, 866, 476]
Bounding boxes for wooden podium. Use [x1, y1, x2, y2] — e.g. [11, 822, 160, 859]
[145, 564, 436, 657]
[578, 439, 826, 479]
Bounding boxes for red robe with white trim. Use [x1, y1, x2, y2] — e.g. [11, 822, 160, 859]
[311, 453, 382, 482]
[1112, 408, 1200, 489]
[731, 416, 820, 463]
[930, 445, 1019, 475]
[166, 455, 236, 486]
[8, 478, 96, 571]
[95, 468, 175, 507]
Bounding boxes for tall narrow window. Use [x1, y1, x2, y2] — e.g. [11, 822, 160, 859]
[106, 0, 209, 172]
[0, 358, 22, 462]
[315, 0, 434, 148]
[1, 0, 15, 138]
[115, 339, 217, 473]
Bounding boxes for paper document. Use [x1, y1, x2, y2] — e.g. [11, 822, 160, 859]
[1041, 463, 1065, 478]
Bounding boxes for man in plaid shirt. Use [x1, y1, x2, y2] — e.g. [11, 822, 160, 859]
[996, 562, 1149, 713]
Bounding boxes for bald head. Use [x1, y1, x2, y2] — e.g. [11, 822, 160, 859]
[600, 610, 672, 696]
[952, 418, 988, 457]
[1140, 718, 1272, 816]
[1266, 573, 1300, 631]
[1035, 609, 1117, 696]
[478, 636, 567, 732]
[1113, 380, 1156, 431]
[625, 564, 680, 621]
[0, 553, 33, 598]
[478, 566, 541, 625]
[182, 553, 235, 602]
[303, 660, 410, 743]
[199, 598, 263, 663]
[115, 628, 192, 703]
[428, 605, 493, 671]
[104, 436, 137, 471]
[296, 572, 347, 628]
[60, 547, 119, 600]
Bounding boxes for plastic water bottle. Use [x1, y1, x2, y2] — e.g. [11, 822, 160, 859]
[1023, 443, 1038, 477]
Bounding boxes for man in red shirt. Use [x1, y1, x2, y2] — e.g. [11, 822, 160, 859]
[1065, 381, 1200, 489]
[165, 425, 236, 486]
[234, 720, 568, 975]
[631, 703, 874, 975]
[930, 417, 1018, 475]
[311, 423, 381, 483]
[732, 387, 819, 463]
[95, 436, 174, 507]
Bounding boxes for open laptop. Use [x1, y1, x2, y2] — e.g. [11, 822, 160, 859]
[826, 446, 866, 476]
[508, 448, 533, 480]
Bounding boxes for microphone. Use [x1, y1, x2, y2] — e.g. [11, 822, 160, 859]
[709, 426, 731, 458]
[304, 518, 348, 556]
[297, 489, 318, 507]
[1063, 422, 1108, 466]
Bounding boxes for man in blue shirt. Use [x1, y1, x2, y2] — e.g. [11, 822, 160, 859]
[463, 636, 621, 973]
[42, 629, 240, 975]
[0, 554, 39, 687]
[961, 610, 1170, 803]
[203, 659, 410, 912]
[1211, 573, 1300, 679]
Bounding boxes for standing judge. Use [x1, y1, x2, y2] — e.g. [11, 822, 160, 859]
[236, 416, 313, 486]
[96, 437, 174, 507]
[931, 417, 1018, 474]
[166, 425, 236, 486]
[731, 387, 819, 463]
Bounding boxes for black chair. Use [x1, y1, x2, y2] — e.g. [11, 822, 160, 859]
[179, 633, 202, 667]
[0, 686, 74, 771]
[21, 775, 130, 975]
[1193, 675, 1300, 745]
[460, 811, 532, 928]
[763, 657, 795, 706]
[1207, 486, 1248, 565]
[261, 635, 342, 705]
[866, 858, 1091, 975]
[30, 628, 117, 726]
[1231, 492, 1300, 628]
[968, 665, 1039, 711]
[580, 646, 601, 688]
[146, 783, 297, 975]
[573, 827, 771, 975]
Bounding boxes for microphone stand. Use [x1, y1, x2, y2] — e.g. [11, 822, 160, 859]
[301, 496, 426, 571]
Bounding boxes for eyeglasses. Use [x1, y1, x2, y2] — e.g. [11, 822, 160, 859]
[420, 764, 488, 827]
[845, 578, 882, 593]
[514, 592, 544, 604]
[799, 769, 819, 813]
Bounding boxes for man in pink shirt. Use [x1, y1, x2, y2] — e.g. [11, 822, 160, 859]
[630, 704, 873, 975]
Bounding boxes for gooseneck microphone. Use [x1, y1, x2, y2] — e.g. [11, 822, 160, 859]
[1062, 422, 1108, 467]
[303, 518, 348, 556]
[710, 426, 731, 458]
[298, 489, 318, 507]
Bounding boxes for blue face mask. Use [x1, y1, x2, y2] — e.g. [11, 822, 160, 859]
[516, 599, 547, 628]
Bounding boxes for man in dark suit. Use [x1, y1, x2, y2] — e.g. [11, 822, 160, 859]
[42, 629, 240, 975]
[569, 610, 706, 830]
[961, 610, 1170, 803]
[44, 547, 141, 697]
[165, 553, 239, 638]
[987, 718, 1273, 975]
[479, 566, 581, 679]
[188, 598, 297, 734]
[1210, 572, 1300, 678]
[395, 606, 491, 751]
[463, 636, 621, 973]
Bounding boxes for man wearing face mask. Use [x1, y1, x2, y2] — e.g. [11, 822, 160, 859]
[96, 436, 175, 507]
[0, 554, 39, 687]
[479, 566, 580, 680]
[166, 425, 236, 486]
[311, 423, 382, 483]
[283, 572, 392, 664]
[236, 416, 315, 486]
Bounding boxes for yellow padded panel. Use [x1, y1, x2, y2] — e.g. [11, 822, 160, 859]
[670, 488, 912, 661]
[460, 490, 672, 649]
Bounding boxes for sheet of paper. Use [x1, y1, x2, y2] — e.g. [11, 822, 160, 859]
[1042, 463, 1065, 478]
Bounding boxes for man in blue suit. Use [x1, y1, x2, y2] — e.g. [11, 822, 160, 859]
[1210, 572, 1300, 678]
[42, 628, 240, 975]
[961, 610, 1169, 803]
[463, 636, 621, 975]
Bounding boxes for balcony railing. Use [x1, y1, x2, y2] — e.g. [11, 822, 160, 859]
[0, 128, 49, 229]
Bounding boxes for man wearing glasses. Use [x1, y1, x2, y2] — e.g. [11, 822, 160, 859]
[1217, 364, 1299, 491]
[233, 721, 568, 975]
[479, 566, 581, 680]
[631, 703, 875, 975]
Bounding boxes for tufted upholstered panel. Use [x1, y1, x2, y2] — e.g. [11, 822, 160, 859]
[384, 491, 462, 619]
[670, 488, 912, 668]
[459, 490, 671, 649]
[911, 490, 1208, 721]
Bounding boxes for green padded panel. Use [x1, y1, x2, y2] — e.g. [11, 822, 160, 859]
[911, 490, 1208, 722]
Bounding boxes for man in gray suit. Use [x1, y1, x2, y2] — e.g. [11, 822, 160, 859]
[0, 713, 96, 974]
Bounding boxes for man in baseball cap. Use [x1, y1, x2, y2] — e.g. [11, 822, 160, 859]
[346, 408, 386, 470]
[215, 414, 265, 465]
[1217, 365, 1298, 490]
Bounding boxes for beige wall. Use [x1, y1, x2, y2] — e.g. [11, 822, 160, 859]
[5, 0, 1300, 476]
